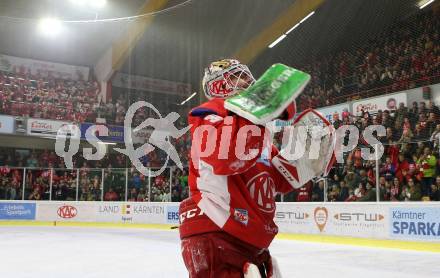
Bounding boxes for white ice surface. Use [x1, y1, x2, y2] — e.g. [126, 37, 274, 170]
[0, 226, 439, 278]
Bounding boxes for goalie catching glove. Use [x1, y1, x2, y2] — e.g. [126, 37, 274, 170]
[272, 109, 336, 189]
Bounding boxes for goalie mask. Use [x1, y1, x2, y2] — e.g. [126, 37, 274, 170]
[202, 59, 256, 99]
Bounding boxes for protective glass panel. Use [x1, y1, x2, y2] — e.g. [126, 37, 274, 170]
[149, 167, 171, 202]
[52, 169, 77, 201]
[0, 167, 24, 200]
[24, 168, 50, 201]
[103, 168, 125, 202]
[78, 169, 102, 201]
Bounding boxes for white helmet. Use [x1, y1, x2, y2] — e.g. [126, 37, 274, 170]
[202, 59, 255, 99]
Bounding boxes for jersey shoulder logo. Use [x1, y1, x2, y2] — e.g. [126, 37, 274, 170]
[234, 208, 249, 226]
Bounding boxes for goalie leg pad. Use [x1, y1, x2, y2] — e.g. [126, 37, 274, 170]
[244, 256, 283, 278]
[244, 262, 262, 278]
[269, 256, 283, 278]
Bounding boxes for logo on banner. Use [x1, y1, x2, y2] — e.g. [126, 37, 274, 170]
[57, 205, 77, 219]
[332, 210, 386, 231]
[234, 209, 249, 226]
[80, 123, 124, 143]
[121, 204, 132, 222]
[390, 207, 440, 240]
[98, 203, 164, 223]
[247, 172, 276, 213]
[0, 115, 14, 134]
[276, 211, 309, 220]
[334, 213, 384, 221]
[122, 204, 131, 215]
[275, 209, 310, 226]
[314, 207, 328, 232]
[0, 203, 36, 220]
[166, 206, 179, 224]
[353, 93, 406, 116]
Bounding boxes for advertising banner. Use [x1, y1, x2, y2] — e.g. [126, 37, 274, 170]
[275, 203, 387, 238]
[112, 72, 192, 95]
[132, 128, 152, 144]
[275, 203, 315, 234]
[27, 118, 78, 138]
[352, 92, 407, 116]
[5, 200, 440, 243]
[0, 203, 36, 220]
[80, 123, 124, 143]
[37, 203, 96, 222]
[0, 115, 14, 134]
[316, 103, 350, 123]
[324, 204, 387, 237]
[166, 205, 180, 224]
[96, 203, 166, 224]
[0, 53, 89, 80]
[389, 206, 440, 241]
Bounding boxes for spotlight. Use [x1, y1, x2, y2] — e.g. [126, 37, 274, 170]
[38, 18, 62, 37]
[418, 0, 435, 9]
[90, 0, 107, 8]
[69, 0, 87, 6]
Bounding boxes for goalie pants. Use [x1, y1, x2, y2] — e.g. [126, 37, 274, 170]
[181, 231, 271, 278]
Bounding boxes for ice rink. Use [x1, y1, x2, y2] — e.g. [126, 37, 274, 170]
[0, 226, 439, 278]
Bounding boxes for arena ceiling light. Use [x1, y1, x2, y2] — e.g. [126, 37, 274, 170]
[268, 34, 287, 48]
[418, 0, 435, 9]
[180, 92, 197, 105]
[299, 11, 315, 24]
[38, 18, 62, 37]
[269, 11, 315, 48]
[69, 0, 107, 8]
[90, 0, 107, 8]
[69, 0, 87, 6]
[285, 23, 300, 35]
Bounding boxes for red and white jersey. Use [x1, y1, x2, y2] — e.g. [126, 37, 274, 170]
[179, 98, 292, 249]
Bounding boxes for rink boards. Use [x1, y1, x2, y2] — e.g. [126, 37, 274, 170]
[1, 201, 440, 244]
[275, 202, 440, 242]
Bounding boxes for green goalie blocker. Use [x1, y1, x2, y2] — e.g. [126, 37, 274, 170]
[224, 63, 311, 125]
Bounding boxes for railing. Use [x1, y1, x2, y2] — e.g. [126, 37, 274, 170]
[331, 74, 440, 105]
[0, 166, 185, 203]
[0, 100, 97, 123]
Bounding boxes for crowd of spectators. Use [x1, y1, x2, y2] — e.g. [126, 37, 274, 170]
[0, 166, 22, 200]
[93, 94, 127, 125]
[284, 100, 440, 202]
[0, 157, 189, 202]
[126, 168, 173, 202]
[171, 168, 189, 202]
[0, 69, 100, 122]
[0, 143, 190, 170]
[297, 10, 440, 111]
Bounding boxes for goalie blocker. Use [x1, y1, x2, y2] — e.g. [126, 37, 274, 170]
[272, 109, 336, 189]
